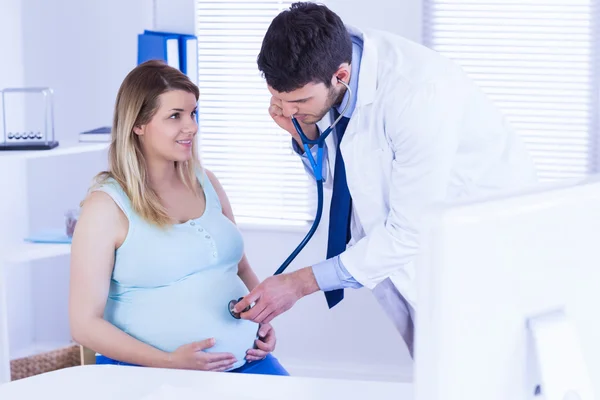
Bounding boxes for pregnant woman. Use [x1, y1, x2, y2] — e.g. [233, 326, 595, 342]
[68, 60, 288, 376]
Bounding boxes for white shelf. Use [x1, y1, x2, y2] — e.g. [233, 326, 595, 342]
[10, 340, 75, 361]
[0, 139, 107, 384]
[0, 141, 108, 160]
[4, 242, 71, 265]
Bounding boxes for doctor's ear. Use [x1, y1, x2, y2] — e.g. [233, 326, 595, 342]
[332, 65, 351, 87]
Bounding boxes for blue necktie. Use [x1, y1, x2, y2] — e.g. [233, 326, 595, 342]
[324, 110, 352, 309]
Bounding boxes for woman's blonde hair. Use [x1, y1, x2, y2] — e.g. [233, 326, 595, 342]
[91, 60, 201, 227]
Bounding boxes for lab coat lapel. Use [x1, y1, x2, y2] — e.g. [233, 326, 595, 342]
[340, 27, 388, 235]
[315, 27, 380, 188]
[347, 25, 378, 109]
[340, 26, 378, 147]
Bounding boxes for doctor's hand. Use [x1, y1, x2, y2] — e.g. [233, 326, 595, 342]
[168, 338, 237, 372]
[269, 97, 318, 148]
[233, 267, 320, 324]
[246, 323, 276, 362]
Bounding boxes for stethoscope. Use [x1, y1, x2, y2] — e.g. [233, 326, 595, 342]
[228, 78, 352, 319]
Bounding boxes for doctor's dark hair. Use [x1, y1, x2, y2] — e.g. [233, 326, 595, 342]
[257, 2, 353, 92]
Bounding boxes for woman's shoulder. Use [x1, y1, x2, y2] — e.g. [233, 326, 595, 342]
[79, 190, 126, 228]
[75, 185, 129, 250]
[201, 168, 225, 202]
[200, 168, 238, 221]
[86, 173, 132, 218]
[203, 168, 219, 187]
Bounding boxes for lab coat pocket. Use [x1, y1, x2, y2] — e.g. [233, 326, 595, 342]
[347, 147, 389, 234]
[355, 147, 386, 186]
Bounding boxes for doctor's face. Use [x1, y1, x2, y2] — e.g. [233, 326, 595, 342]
[268, 82, 343, 125]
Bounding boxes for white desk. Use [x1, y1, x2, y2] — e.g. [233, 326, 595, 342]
[0, 365, 413, 399]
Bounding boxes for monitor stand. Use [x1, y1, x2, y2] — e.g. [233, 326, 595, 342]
[528, 309, 594, 400]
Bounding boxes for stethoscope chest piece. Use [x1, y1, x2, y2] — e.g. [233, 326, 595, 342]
[228, 297, 251, 319]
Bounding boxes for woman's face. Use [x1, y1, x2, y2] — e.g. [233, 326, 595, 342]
[134, 89, 198, 163]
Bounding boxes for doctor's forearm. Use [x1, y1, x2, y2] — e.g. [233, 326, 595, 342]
[293, 267, 321, 297]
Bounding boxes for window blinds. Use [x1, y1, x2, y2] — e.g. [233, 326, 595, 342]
[195, 0, 312, 225]
[423, 0, 600, 180]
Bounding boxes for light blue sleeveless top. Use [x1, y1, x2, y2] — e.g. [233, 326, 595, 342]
[93, 170, 258, 370]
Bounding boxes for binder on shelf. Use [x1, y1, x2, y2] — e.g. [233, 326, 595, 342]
[138, 30, 198, 85]
[78, 126, 111, 142]
[178, 34, 198, 85]
[137, 31, 180, 70]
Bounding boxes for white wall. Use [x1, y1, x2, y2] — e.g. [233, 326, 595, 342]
[154, 0, 195, 34]
[151, 0, 424, 44]
[0, 0, 24, 89]
[20, 0, 154, 144]
[326, 0, 422, 42]
[0, 0, 26, 252]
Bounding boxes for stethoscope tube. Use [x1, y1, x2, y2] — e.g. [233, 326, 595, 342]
[228, 79, 352, 319]
[274, 172, 324, 275]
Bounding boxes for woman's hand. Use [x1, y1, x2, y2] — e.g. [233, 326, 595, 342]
[246, 323, 277, 362]
[169, 338, 237, 371]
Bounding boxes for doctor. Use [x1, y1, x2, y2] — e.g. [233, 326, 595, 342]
[233, 2, 537, 354]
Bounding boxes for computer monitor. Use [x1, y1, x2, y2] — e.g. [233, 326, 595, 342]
[414, 176, 600, 400]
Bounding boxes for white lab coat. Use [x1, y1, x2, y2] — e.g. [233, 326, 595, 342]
[306, 26, 538, 346]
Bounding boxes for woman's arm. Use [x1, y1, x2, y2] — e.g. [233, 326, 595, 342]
[69, 190, 173, 367]
[237, 254, 261, 291]
[205, 170, 260, 291]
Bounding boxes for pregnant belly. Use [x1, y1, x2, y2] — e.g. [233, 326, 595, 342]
[104, 271, 258, 370]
